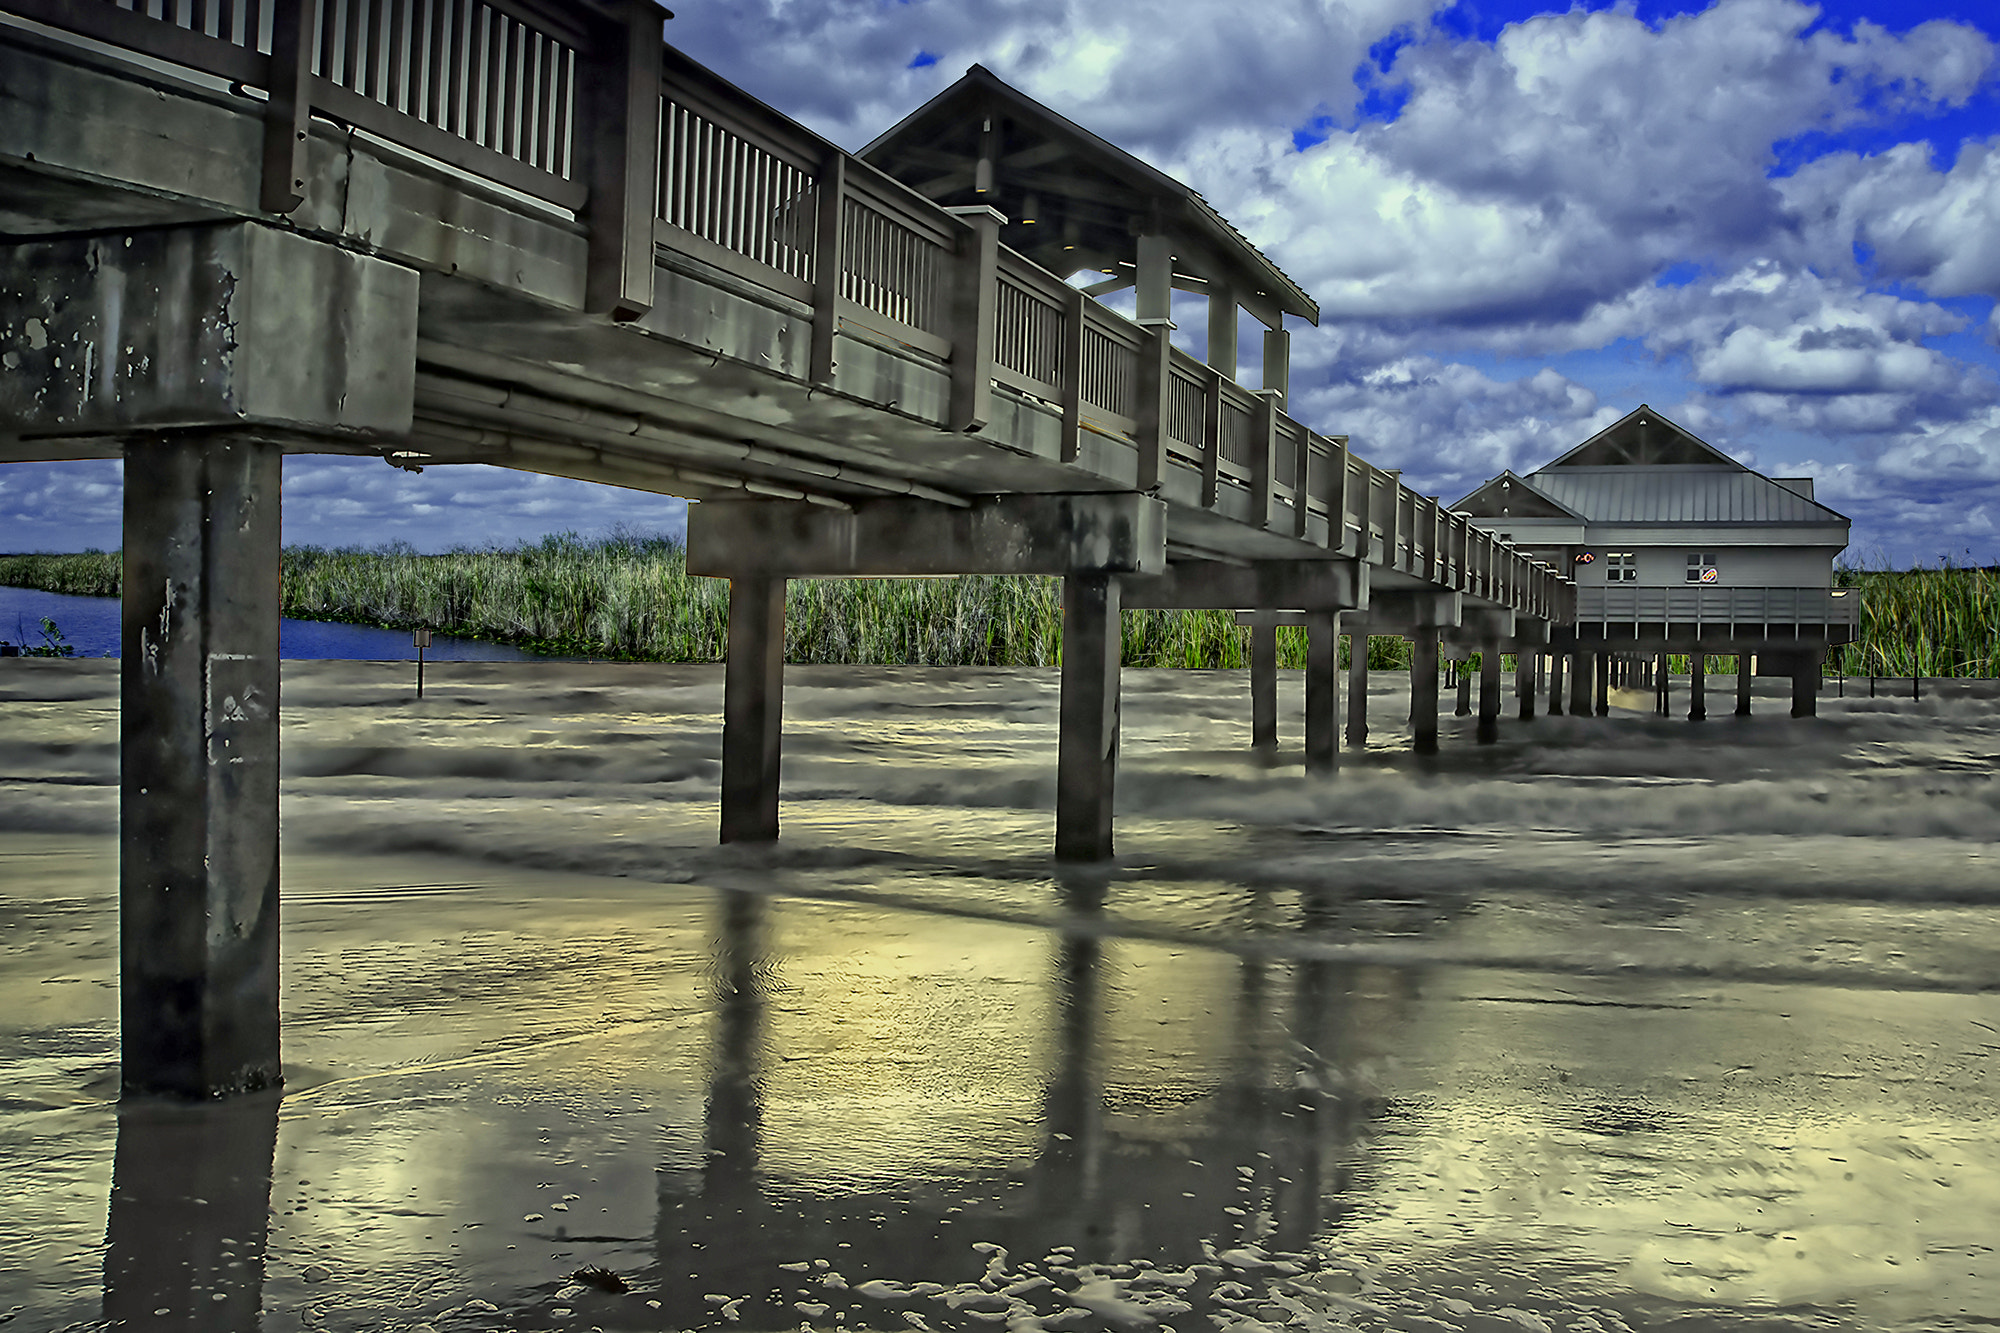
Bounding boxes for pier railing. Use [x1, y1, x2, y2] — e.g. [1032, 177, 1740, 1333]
[8, 0, 1571, 622]
[1578, 586, 1860, 634]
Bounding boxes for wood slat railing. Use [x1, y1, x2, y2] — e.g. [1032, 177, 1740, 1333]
[14, 0, 1570, 612]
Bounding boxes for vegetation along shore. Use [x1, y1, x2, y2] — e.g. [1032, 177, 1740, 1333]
[2, 536, 1993, 676]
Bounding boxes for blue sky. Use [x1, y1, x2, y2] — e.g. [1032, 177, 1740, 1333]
[5, 0, 1998, 566]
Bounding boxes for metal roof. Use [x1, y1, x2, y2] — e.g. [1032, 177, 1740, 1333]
[1524, 466, 1849, 525]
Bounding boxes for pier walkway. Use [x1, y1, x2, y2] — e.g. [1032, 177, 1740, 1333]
[1, 0, 1568, 1097]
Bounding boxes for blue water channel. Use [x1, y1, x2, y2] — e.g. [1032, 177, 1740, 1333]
[0, 585, 553, 661]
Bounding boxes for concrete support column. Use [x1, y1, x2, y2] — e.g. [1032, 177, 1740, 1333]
[1657, 652, 1670, 715]
[721, 576, 787, 843]
[1477, 642, 1501, 744]
[1410, 630, 1440, 755]
[1251, 619, 1278, 756]
[1516, 650, 1535, 721]
[1737, 652, 1753, 717]
[120, 433, 283, 1100]
[1689, 653, 1707, 721]
[1057, 573, 1122, 861]
[1595, 652, 1611, 716]
[1346, 630, 1369, 746]
[1791, 656, 1818, 719]
[1453, 653, 1473, 717]
[1305, 611, 1339, 775]
[1549, 651, 1566, 716]
[1568, 651, 1591, 715]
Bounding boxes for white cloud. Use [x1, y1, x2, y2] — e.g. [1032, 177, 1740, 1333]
[1782, 137, 2000, 297]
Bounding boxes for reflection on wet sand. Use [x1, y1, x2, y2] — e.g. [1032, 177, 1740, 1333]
[102, 1093, 279, 1331]
[4, 661, 2000, 1330]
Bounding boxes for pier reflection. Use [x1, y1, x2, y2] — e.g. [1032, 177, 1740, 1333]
[101, 1089, 279, 1331]
[651, 882, 1413, 1329]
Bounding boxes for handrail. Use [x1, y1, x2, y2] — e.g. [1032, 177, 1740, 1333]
[12, 0, 1570, 614]
[1578, 586, 1860, 629]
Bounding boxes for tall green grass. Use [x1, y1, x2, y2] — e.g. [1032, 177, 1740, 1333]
[10, 539, 1984, 675]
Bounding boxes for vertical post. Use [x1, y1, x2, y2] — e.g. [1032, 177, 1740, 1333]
[1516, 648, 1535, 721]
[1263, 325, 1289, 407]
[1250, 391, 1278, 529]
[1453, 651, 1472, 716]
[1207, 286, 1238, 380]
[1657, 651, 1670, 715]
[1689, 651, 1707, 721]
[1346, 626, 1369, 746]
[1305, 611, 1339, 775]
[1737, 651, 1753, 716]
[1477, 641, 1500, 744]
[1136, 233, 1173, 322]
[945, 204, 1004, 434]
[1199, 365, 1223, 508]
[260, 0, 313, 215]
[808, 154, 846, 386]
[1059, 286, 1085, 463]
[1410, 629, 1440, 755]
[1251, 617, 1278, 757]
[1549, 650, 1565, 716]
[583, 0, 663, 320]
[121, 434, 284, 1099]
[1568, 650, 1591, 716]
[1056, 573, 1122, 861]
[721, 576, 786, 843]
[1595, 651, 1611, 716]
[1792, 655, 1818, 718]
[1134, 319, 1173, 492]
[414, 627, 430, 699]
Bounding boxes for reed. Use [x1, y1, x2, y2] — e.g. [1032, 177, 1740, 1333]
[11, 540, 1985, 675]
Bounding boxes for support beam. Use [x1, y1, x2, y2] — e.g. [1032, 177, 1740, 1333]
[1207, 286, 1238, 380]
[1737, 652, 1753, 717]
[1347, 627, 1369, 747]
[1410, 629, 1440, 755]
[688, 494, 1166, 579]
[1056, 574, 1122, 861]
[1517, 650, 1535, 721]
[1595, 652, 1611, 716]
[1136, 233, 1173, 324]
[1689, 653, 1707, 721]
[1305, 611, 1340, 775]
[120, 433, 283, 1100]
[1121, 558, 1364, 611]
[1251, 619, 1278, 756]
[1549, 651, 1566, 716]
[1477, 641, 1501, 744]
[721, 576, 786, 843]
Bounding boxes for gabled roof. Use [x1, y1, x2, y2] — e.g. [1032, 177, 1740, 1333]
[1544, 405, 1742, 469]
[1525, 467, 1850, 525]
[1450, 469, 1587, 520]
[860, 65, 1318, 326]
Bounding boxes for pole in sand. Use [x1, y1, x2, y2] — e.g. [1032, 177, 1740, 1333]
[414, 627, 431, 699]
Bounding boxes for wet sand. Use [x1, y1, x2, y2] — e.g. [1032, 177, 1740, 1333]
[2, 659, 1997, 1331]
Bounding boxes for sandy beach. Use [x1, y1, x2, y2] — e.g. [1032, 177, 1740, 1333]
[2, 658, 1997, 1332]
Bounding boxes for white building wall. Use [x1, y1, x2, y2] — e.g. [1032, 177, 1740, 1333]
[1580, 540, 1841, 587]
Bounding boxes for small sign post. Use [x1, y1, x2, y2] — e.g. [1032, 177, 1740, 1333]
[414, 627, 432, 699]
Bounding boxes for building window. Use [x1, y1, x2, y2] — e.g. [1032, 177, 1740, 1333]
[1686, 551, 1718, 583]
[1605, 552, 1637, 582]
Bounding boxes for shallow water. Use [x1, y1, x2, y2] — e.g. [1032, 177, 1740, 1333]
[2, 659, 1997, 1331]
[0, 586, 550, 661]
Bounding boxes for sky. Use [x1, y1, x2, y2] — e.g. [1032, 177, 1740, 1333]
[5, 0, 1998, 566]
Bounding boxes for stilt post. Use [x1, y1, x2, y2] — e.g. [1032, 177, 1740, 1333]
[1689, 652, 1707, 721]
[120, 433, 284, 1100]
[1305, 611, 1340, 775]
[1476, 640, 1500, 744]
[1057, 573, 1122, 861]
[1516, 649, 1535, 721]
[721, 576, 787, 842]
[1595, 652, 1611, 716]
[1410, 629, 1440, 754]
[1346, 628, 1369, 746]
[1736, 652, 1753, 716]
[1251, 617, 1278, 755]
[1549, 651, 1566, 716]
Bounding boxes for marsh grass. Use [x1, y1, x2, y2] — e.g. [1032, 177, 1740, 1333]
[9, 540, 1983, 675]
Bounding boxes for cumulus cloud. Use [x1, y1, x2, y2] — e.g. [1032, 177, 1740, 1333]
[1782, 137, 2000, 297]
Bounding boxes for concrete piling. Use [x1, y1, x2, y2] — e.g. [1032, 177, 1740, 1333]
[1056, 573, 1122, 861]
[1305, 611, 1340, 775]
[721, 576, 787, 843]
[1410, 629, 1440, 754]
[119, 434, 284, 1100]
[1477, 641, 1501, 744]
